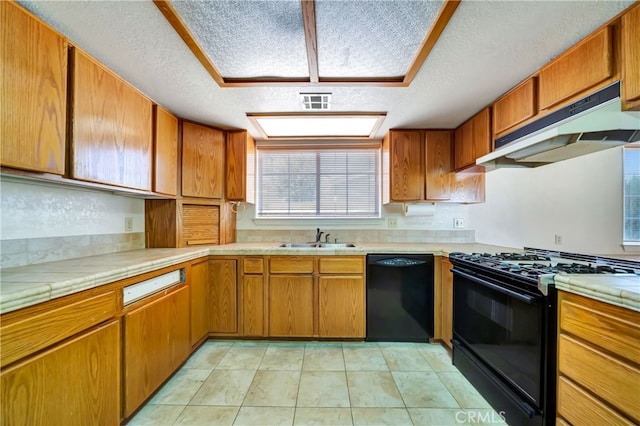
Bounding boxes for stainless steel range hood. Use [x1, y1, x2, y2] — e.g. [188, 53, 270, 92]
[477, 82, 640, 168]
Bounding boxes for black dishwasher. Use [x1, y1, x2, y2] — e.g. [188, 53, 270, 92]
[366, 254, 434, 342]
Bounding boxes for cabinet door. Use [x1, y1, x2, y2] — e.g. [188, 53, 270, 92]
[425, 131, 452, 200]
[390, 130, 424, 201]
[454, 120, 474, 170]
[472, 107, 491, 160]
[493, 78, 537, 135]
[539, 26, 613, 110]
[1, 320, 120, 426]
[181, 204, 220, 246]
[154, 105, 178, 196]
[318, 276, 365, 338]
[243, 275, 265, 336]
[190, 260, 209, 346]
[123, 286, 190, 417]
[182, 122, 224, 199]
[226, 130, 255, 202]
[622, 5, 640, 109]
[209, 259, 238, 333]
[269, 275, 314, 337]
[441, 258, 453, 349]
[72, 50, 152, 190]
[1, 2, 67, 175]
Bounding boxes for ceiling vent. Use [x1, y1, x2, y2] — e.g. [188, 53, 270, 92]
[301, 93, 331, 110]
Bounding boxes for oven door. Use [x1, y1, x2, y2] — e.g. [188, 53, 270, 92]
[452, 267, 544, 408]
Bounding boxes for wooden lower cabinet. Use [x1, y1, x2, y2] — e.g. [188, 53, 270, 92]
[557, 291, 640, 425]
[123, 285, 190, 418]
[269, 275, 314, 337]
[440, 257, 453, 349]
[209, 259, 238, 334]
[318, 276, 364, 338]
[190, 259, 210, 346]
[1, 320, 121, 426]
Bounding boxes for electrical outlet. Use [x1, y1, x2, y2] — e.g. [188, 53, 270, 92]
[453, 218, 464, 229]
[554, 234, 562, 245]
[124, 217, 134, 232]
[387, 218, 398, 228]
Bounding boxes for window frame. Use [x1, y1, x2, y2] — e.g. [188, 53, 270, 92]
[623, 144, 640, 246]
[255, 144, 382, 220]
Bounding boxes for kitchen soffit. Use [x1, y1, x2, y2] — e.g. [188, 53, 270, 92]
[154, 0, 458, 87]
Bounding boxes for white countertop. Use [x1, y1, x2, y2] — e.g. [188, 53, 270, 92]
[552, 273, 640, 312]
[0, 242, 515, 314]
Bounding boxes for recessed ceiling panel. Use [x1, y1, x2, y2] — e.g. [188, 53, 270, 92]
[249, 113, 386, 139]
[315, 0, 444, 78]
[169, 0, 309, 79]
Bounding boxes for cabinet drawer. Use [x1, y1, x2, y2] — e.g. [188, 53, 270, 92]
[539, 26, 613, 110]
[318, 257, 365, 274]
[558, 334, 640, 423]
[1, 291, 117, 367]
[557, 376, 634, 426]
[493, 78, 537, 135]
[244, 257, 264, 274]
[182, 204, 220, 245]
[270, 257, 314, 274]
[559, 292, 640, 365]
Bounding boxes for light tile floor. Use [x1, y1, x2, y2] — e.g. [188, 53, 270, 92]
[128, 341, 506, 425]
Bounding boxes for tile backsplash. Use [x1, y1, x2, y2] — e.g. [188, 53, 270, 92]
[237, 229, 475, 244]
[1, 178, 146, 268]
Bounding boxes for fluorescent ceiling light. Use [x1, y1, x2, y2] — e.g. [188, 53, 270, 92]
[248, 113, 386, 139]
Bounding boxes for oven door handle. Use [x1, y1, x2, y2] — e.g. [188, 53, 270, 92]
[452, 268, 540, 304]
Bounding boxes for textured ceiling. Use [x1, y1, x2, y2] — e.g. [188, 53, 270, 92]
[18, 0, 636, 140]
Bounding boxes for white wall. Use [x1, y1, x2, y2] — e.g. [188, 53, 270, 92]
[0, 179, 145, 239]
[468, 147, 625, 255]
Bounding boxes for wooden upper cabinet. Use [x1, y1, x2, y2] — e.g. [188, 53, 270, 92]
[1, 2, 67, 175]
[71, 49, 152, 190]
[539, 26, 614, 110]
[493, 78, 538, 136]
[226, 130, 256, 203]
[153, 106, 178, 196]
[622, 4, 640, 110]
[388, 130, 424, 201]
[425, 131, 452, 200]
[182, 122, 224, 199]
[454, 107, 491, 170]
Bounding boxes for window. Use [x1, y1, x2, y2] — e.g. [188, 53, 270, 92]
[623, 145, 640, 242]
[257, 147, 380, 218]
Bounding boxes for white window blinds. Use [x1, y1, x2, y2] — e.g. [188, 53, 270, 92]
[257, 148, 380, 218]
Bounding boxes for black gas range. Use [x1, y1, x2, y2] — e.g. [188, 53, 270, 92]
[448, 248, 639, 426]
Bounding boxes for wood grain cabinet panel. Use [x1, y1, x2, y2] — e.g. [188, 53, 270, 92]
[454, 121, 474, 170]
[182, 204, 220, 246]
[388, 130, 424, 201]
[190, 260, 209, 346]
[318, 276, 365, 338]
[622, 4, 640, 109]
[226, 130, 256, 202]
[268, 275, 314, 337]
[318, 257, 364, 274]
[539, 26, 613, 110]
[0, 290, 116, 368]
[1, 2, 67, 175]
[440, 257, 453, 349]
[1, 320, 121, 426]
[182, 122, 224, 199]
[153, 105, 178, 196]
[71, 49, 152, 190]
[209, 259, 238, 334]
[493, 78, 537, 136]
[243, 275, 265, 336]
[425, 131, 453, 200]
[270, 257, 315, 274]
[557, 291, 640, 425]
[123, 286, 190, 417]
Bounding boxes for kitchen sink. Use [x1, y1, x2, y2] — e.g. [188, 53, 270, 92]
[278, 243, 318, 248]
[318, 243, 356, 248]
[277, 242, 357, 248]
